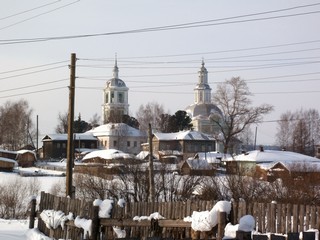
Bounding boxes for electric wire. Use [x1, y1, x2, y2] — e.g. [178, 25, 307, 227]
[0, 65, 67, 81]
[1, 2, 320, 44]
[0, 78, 69, 93]
[0, 60, 69, 75]
[79, 39, 320, 61]
[0, 0, 62, 21]
[0, 0, 80, 31]
[0, 86, 67, 99]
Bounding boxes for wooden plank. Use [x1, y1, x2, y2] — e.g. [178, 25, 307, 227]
[292, 204, 298, 232]
[280, 203, 286, 234]
[305, 205, 311, 231]
[270, 202, 276, 233]
[232, 201, 238, 225]
[276, 203, 281, 234]
[310, 206, 316, 229]
[287, 203, 292, 233]
[316, 207, 320, 230]
[264, 203, 270, 233]
[261, 203, 266, 233]
[299, 204, 305, 232]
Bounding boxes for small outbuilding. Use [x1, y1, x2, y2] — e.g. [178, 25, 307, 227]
[180, 159, 214, 176]
[0, 157, 17, 172]
[16, 150, 37, 167]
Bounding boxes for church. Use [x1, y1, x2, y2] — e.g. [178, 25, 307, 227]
[102, 59, 129, 124]
[185, 61, 223, 135]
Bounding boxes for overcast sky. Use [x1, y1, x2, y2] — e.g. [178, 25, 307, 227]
[1, 0, 320, 146]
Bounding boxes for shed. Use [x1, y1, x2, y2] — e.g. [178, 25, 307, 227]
[0, 157, 17, 172]
[16, 150, 37, 167]
[180, 159, 214, 176]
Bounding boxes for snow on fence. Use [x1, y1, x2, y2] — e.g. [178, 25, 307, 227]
[232, 201, 320, 234]
[29, 192, 320, 240]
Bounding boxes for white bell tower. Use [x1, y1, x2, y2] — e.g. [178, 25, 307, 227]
[102, 59, 129, 123]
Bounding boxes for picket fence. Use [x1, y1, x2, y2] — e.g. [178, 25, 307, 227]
[29, 192, 320, 240]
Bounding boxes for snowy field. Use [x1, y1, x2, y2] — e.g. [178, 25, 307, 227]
[0, 167, 65, 240]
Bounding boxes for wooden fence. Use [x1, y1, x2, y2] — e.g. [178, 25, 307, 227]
[30, 192, 320, 240]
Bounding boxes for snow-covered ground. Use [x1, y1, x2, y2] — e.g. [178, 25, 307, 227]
[0, 219, 29, 240]
[0, 166, 65, 240]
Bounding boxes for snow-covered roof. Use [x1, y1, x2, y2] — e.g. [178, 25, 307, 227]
[195, 151, 230, 163]
[0, 157, 17, 164]
[87, 123, 146, 137]
[82, 149, 133, 161]
[226, 150, 319, 164]
[17, 149, 36, 157]
[42, 133, 97, 141]
[263, 160, 320, 172]
[153, 130, 214, 141]
[184, 159, 213, 170]
[0, 149, 16, 154]
[135, 151, 157, 160]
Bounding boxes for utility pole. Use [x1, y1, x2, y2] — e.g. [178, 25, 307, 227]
[148, 123, 155, 203]
[66, 53, 76, 198]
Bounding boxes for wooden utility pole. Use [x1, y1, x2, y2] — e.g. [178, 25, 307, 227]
[66, 53, 76, 198]
[148, 123, 155, 203]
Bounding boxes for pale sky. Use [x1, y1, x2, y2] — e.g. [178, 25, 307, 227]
[1, 0, 320, 146]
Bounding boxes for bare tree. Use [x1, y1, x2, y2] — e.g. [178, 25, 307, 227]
[211, 77, 273, 154]
[55, 111, 68, 134]
[0, 177, 40, 219]
[136, 102, 166, 132]
[0, 99, 35, 150]
[276, 108, 320, 155]
[276, 111, 295, 150]
[89, 113, 101, 128]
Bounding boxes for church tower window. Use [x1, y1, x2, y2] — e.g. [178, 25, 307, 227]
[118, 92, 124, 103]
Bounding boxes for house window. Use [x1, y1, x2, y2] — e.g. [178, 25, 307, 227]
[90, 143, 95, 148]
[113, 140, 117, 147]
[201, 145, 206, 152]
[81, 143, 85, 148]
[134, 141, 137, 147]
[57, 143, 61, 149]
[62, 143, 66, 148]
[127, 141, 130, 147]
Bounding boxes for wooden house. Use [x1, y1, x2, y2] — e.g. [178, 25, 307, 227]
[180, 159, 214, 176]
[42, 133, 98, 159]
[16, 150, 37, 167]
[0, 149, 16, 160]
[0, 157, 16, 172]
[151, 130, 217, 162]
[225, 149, 320, 181]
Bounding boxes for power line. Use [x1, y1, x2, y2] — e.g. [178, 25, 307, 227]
[0, 86, 67, 99]
[1, 3, 320, 45]
[79, 39, 320, 61]
[0, 0, 61, 21]
[0, 78, 68, 93]
[254, 90, 320, 95]
[0, 60, 68, 75]
[0, 0, 80, 31]
[0, 65, 67, 81]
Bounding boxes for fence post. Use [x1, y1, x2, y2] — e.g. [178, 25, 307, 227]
[29, 198, 37, 229]
[217, 211, 227, 240]
[91, 205, 100, 240]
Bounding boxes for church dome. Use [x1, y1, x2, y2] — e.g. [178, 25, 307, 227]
[185, 103, 222, 119]
[106, 78, 127, 88]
